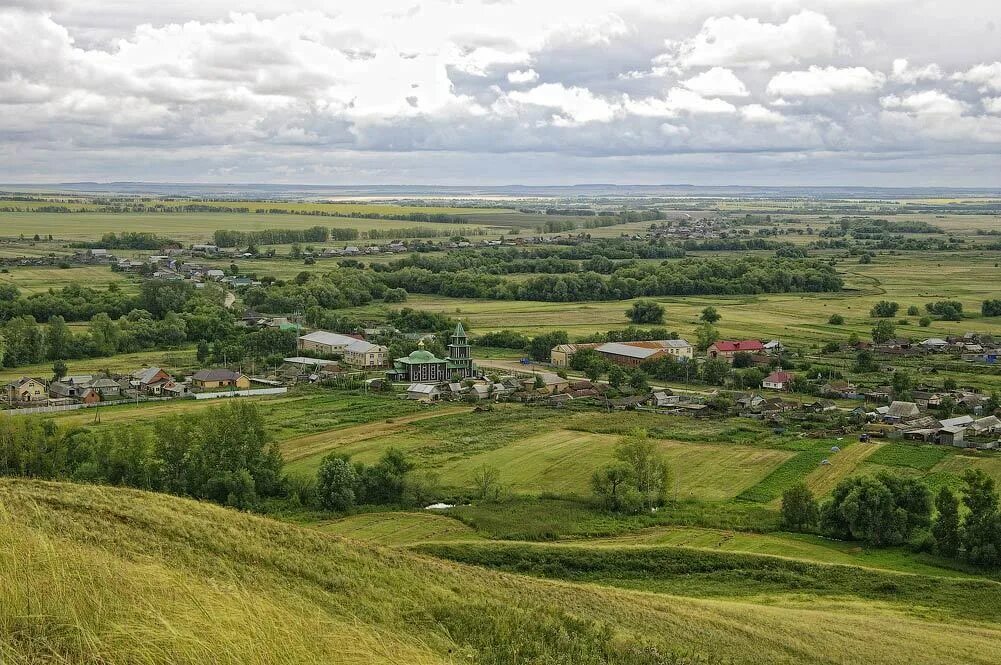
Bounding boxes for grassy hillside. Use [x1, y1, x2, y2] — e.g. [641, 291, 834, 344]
[5, 479, 1001, 664]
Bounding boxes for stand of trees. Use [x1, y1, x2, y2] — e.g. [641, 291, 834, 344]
[213, 226, 330, 247]
[781, 469, 1001, 568]
[0, 402, 282, 510]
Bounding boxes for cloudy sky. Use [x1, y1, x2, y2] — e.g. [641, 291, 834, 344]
[2, 1, 1001, 186]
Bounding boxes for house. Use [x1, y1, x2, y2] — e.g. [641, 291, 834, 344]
[971, 416, 1001, 436]
[550, 342, 600, 367]
[205, 269, 225, 280]
[190, 244, 219, 254]
[940, 415, 975, 429]
[297, 330, 388, 368]
[405, 383, 441, 402]
[595, 339, 693, 366]
[707, 340, 764, 362]
[821, 380, 857, 398]
[521, 372, 569, 395]
[736, 393, 766, 410]
[87, 377, 122, 399]
[133, 367, 173, 395]
[763, 371, 794, 391]
[653, 391, 681, 407]
[763, 340, 783, 354]
[191, 369, 251, 390]
[883, 401, 921, 423]
[920, 338, 950, 351]
[938, 425, 966, 447]
[806, 399, 838, 413]
[5, 377, 47, 403]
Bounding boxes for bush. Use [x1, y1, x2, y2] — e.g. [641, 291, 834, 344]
[828, 314, 844, 325]
[870, 301, 899, 318]
[625, 300, 664, 324]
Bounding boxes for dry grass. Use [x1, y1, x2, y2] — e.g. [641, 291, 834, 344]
[3, 479, 1001, 664]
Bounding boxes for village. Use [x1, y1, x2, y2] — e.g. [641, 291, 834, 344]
[5, 316, 1001, 449]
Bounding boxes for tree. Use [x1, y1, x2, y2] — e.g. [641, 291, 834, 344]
[613, 431, 671, 509]
[854, 349, 877, 373]
[932, 487, 961, 558]
[88, 312, 120, 357]
[700, 306, 721, 324]
[960, 469, 1001, 566]
[527, 331, 569, 362]
[828, 314, 844, 325]
[891, 369, 913, 399]
[871, 319, 896, 344]
[701, 358, 730, 386]
[45, 315, 72, 360]
[361, 448, 414, 505]
[919, 316, 932, 327]
[695, 323, 719, 352]
[316, 455, 359, 511]
[51, 360, 68, 381]
[196, 340, 210, 364]
[472, 464, 504, 502]
[626, 300, 664, 324]
[870, 301, 899, 318]
[906, 305, 920, 316]
[628, 369, 649, 392]
[732, 351, 753, 368]
[591, 463, 636, 512]
[607, 364, 627, 388]
[983, 299, 1001, 318]
[781, 483, 819, 531]
[820, 473, 931, 547]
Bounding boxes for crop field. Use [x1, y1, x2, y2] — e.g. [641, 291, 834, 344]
[0, 348, 198, 384]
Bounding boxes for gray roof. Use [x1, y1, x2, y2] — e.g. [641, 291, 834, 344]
[886, 401, 921, 418]
[596, 342, 661, 359]
[940, 415, 975, 428]
[133, 367, 167, 384]
[193, 369, 244, 381]
[406, 383, 439, 394]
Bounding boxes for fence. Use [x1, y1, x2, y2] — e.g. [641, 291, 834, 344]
[192, 387, 287, 400]
[2, 388, 288, 415]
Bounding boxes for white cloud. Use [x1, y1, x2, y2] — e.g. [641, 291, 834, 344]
[507, 83, 618, 124]
[985, 98, 1001, 115]
[507, 68, 540, 84]
[623, 88, 737, 118]
[662, 10, 838, 70]
[952, 62, 1001, 92]
[881, 91, 967, 116]
[740, 104, 784, 124]
[890, 58, 942, 84]
[767, 66, 886, 96]
[681, 67, 749, 97]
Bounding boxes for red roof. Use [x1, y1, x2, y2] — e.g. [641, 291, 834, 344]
[713, 340, 764, 352]
[765, 371, 794, 384]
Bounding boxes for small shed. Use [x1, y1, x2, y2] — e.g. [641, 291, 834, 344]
[938, 425, 966, 447]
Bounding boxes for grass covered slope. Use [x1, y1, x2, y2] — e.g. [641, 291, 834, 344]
[3, 479, 1001, 665]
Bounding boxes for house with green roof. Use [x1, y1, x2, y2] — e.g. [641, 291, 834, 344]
[386, 323, 479, 383]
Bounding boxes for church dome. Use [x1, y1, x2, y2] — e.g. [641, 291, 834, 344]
[408, 349, 437, 362]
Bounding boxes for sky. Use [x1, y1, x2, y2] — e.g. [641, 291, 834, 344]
[1, 1, 1001, 186]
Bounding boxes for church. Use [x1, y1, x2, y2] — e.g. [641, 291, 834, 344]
[386, 323, 479, 383]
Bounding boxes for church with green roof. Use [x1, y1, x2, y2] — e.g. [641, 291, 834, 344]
[386, 323, 479, 383]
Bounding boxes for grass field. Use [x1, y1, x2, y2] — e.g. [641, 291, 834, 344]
[6, 478, 1001, 665]
[0, 264, 134, 294]
[316, 511, 483, 545]
[0, 211, 504, 242]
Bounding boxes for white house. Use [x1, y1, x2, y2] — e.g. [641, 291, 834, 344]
[763, 371, 794, 391]
[297, 330, 388, 368]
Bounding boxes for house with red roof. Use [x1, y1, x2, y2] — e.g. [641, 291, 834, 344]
[707, 340, 764, 363]
[763, 371, 795, 391]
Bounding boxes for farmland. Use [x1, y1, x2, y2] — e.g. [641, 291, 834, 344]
[2, 192, 1000, 664]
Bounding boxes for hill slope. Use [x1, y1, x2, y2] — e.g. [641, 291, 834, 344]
[2, 479, 1001, 665]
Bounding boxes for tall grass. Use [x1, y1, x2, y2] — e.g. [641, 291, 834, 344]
[3, 478, 1001, 665]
